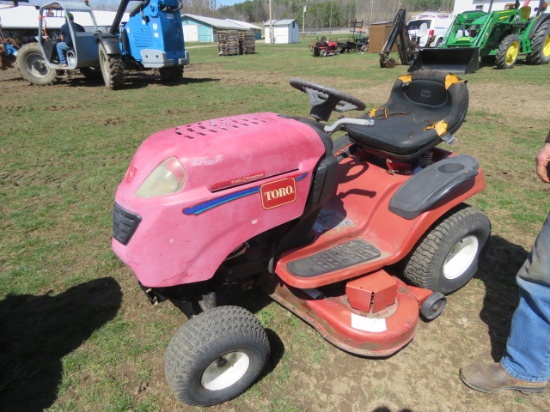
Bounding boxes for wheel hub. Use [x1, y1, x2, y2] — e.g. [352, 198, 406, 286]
[201, 351, 250, 391]
[443, 235, 479, 280]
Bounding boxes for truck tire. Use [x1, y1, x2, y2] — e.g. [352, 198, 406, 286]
[98, 43, 124, 90]
[159, 65, 183, 83]
[165, 305, 270, 406]
[17, 42, 59, 85]
[526, 20, 550, 65]
[401, 205, 490, 295]
[496, 34, 521, 69]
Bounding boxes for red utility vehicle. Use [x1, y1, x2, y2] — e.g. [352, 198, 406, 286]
[112, 70, 490, 407]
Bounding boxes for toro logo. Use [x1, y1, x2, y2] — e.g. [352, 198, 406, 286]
[260, 177, 297, 209]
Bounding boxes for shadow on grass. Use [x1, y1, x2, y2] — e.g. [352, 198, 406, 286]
[61, 71, 220, 89]
[475, 235, 528, 361]
[0, 277, 122, 412]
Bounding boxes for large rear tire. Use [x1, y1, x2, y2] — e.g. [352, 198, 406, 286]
[159, 65, 183, 83]
[526, 20, 550, 65]
[98, 43, 124, 90]
[17, 42, 59, 85]
[402, 205, 491, 295]
[165, 305, 270, 407]
[496, 34, 521, 69]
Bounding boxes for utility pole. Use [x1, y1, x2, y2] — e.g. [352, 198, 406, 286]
[268, 0, 274, 44]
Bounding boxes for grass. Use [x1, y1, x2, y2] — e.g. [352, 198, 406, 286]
[1, 39, 549, 411]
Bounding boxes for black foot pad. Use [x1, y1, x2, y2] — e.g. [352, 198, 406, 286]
[287, 239, 381, 277]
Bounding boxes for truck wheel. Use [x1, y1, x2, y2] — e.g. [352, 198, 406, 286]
[496, 34, 521, 69]
[165, 305, 270, 407]
[98, 43, 124, 90]
[159, 65, 183, 82]
[402, 205, 490, 295]
[526, 20, 550, 65]
[17, 43, 58, 85]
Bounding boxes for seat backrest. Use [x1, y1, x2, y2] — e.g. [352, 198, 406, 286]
[400, 77, 449, 108]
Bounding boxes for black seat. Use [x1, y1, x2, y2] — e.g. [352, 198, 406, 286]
[346, 70, 469, 161]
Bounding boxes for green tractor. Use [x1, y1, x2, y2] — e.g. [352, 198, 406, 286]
[410, 0, 550, 73]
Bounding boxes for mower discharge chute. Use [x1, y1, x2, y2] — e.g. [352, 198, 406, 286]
[410, 0, 550, 73]
[112, 71, 491, 407]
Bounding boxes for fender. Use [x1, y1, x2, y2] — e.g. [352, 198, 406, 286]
[389, 154, 479, 220]
[98, 35, 122, 55]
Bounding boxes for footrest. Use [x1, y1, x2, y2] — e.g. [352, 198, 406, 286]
[286, 239, 381, 277]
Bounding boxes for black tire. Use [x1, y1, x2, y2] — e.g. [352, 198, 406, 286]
[17, 42, 59, 85]
[98, 43, 124, 90]
[320, 48, 327, 57]
[165, 306, 270, 407]
[80, 67, 103, 79]
[159, 65, 183, 83]
[420, 292, 447, 321]
[402, 205, 491, 295]
[496, 34, 521, 69]
[526, 20, 550, 65]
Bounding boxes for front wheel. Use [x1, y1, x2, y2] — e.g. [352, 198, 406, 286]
[496, 34, 521, 69]
[165, 305, 270, 407]
[402, 205, 491, 294]
[98, 43, 124, 90]
[17, 42, 59, 85]
[159, 65, 183, 82]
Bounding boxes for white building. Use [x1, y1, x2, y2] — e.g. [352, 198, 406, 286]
[264, 19, 300, 44]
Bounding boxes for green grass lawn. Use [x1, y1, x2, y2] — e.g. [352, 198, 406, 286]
[1, 41, 549, 411]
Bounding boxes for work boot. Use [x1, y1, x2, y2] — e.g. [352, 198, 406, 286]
[460, 362, 547, 394]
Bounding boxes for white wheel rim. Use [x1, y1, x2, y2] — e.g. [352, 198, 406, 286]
[201, 351, 250, 391]
[443, 235, 479, 280]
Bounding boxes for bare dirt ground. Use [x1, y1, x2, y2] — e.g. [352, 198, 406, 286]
[1, 62, 549, 412]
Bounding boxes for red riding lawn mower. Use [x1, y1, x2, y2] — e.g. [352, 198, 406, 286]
[112, 70, 491, 406]
[310, 36, 339, 56]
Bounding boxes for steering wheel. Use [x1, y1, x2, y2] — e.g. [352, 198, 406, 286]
[290, 78, 366, 121]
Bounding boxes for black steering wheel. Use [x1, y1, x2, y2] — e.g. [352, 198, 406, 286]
[290, 78, 366, 121]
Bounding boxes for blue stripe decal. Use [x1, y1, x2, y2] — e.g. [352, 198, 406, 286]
[183, 172, 309, 216]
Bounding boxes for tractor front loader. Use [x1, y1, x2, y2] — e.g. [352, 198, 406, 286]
[410, 0, 550, 73]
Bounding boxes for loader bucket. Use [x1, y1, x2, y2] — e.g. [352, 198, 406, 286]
[409, 47, 480, 74]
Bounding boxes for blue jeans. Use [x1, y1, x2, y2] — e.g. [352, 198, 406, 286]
[500, 213, 550, 383]
[56, 41, 69, 64]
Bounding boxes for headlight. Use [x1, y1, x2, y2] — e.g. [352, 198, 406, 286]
[135, 157, 187, 198]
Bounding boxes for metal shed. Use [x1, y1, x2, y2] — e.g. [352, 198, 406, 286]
[181, 14, 249, 43]
[263, 19, 300, 44]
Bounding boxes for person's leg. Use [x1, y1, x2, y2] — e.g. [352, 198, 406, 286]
[56, 42, 68, 65]
[460, 213, 550, 393]
[500, 214, 550, 382]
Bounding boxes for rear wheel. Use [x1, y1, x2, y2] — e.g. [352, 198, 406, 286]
[17, 42, 59, 85]
[402, 205, 491, 294]
[165, 305, 270, 406]
[496, 34, 521, 69]
[98, 43, 124, 90]
[526, 20, 550, 65]
[159, 65, 183, 82]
